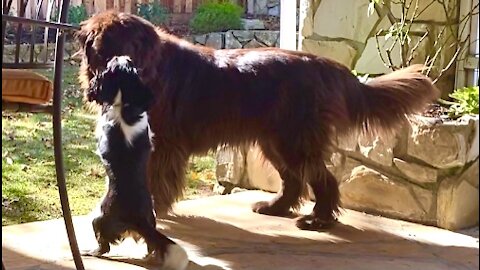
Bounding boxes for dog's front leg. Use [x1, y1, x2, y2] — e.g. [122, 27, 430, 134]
[147, 143, 189, 216]
[83, 216, 111, 257]
[83, 241, 110, 257]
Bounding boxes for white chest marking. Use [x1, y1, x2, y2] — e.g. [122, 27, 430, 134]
[95, 91, 152, 147]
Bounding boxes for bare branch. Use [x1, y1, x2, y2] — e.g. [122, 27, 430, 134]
[407, 29, 429, 65]
[432, 45, 463, 84]
[375, 30, 397, 70]
[371, 0, 478, 81]
[425, 46, 442, 77]
[386, 48, 399, 70]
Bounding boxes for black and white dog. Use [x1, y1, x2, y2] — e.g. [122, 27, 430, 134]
[85, 56, 188, 270]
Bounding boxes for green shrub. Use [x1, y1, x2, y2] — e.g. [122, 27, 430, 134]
[447, 86, 479, 119]
[190, 1, 243, 34]
[68, 4, 88, 25]
[137, 0, 169, 26]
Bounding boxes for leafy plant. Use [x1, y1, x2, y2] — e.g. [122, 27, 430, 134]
[384, 22, 411, 44]
[137, 0, 169, 26]
[68, 4, 88, 25]
[50, 4, 87, 25]
[190, 0, 243, 34]
[367, 0, 382, 16]
[447, 86, 479, 119]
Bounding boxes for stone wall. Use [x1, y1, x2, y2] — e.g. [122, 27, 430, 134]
[246, 0, 281, 17]
[3, 42, 80, 63]
[216, 115, 479, 230]
[3, 30, 278, 63]
[298, 0, 460, 96]
[184, 30, 280, 49]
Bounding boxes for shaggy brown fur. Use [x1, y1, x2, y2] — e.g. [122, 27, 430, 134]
[76, 11, 439, 230]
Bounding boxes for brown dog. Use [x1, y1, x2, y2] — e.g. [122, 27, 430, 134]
[76, 11, 439, 230]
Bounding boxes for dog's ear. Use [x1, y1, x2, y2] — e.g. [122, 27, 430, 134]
[86, 62, 121, 105]
[121, 73, 155, 112]
[130, 76, 155, 112]
[74, 25, 88, 48]
[74, 22, 94, 61]
[108, 57, 155, 111]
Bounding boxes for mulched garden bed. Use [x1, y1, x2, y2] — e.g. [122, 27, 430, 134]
[422, 103, 449, 119]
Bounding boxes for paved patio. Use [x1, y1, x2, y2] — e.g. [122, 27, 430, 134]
[2, 191, 479, 270]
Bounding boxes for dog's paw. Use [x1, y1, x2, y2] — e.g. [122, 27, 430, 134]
[146, 244, 189, 270]
[81, 248, 107, 257]
[295, 214, 337, 231]
[252, 201, 290, 217]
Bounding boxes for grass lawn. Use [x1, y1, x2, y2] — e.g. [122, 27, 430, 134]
[2, 63, 216, 226]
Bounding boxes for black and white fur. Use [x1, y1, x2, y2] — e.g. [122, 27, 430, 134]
[85, 56, 188, 270]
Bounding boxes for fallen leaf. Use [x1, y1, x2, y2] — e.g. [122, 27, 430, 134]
[6, 157, 13, 165]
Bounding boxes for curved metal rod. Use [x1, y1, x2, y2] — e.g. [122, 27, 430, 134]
[51, 1, 84, 269]
[52, 30, 85, 270]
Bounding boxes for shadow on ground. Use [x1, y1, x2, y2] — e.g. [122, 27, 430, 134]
[3, 191, 479, 270]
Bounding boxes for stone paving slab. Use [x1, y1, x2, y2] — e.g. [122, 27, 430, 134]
[2, 191, 479, 270]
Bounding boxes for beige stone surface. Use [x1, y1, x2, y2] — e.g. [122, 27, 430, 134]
[340, 166, 435, 223]
[465, 160, 480, 189]
[243, 39, 266, 49]
[393, 158, 438, 184]
[205, 33, 223, 49]
[253, 31, 279, 47]
[330, 156, 362, 183]
[215, 146, 247, 187]
[358, 134, 397, 166]
[313, 0, 379, 43]
[390, 0, 459, 22]
[336, 132, 359, 152]
[195, 34, 207, 45]
[245, 145, 281, 193]
[299, 0, 314, 38]
[2, 191, 479, 270]
[230, 31, 255, 43]
[224, 31, 241, 49]
[438, 162, 480, 230]
[354, 33, 402, 74]
[466, 115, 479, 163]
[241, 18, 265, 30]
[301, 39, 357, 67]
[407, 116, 474, 169]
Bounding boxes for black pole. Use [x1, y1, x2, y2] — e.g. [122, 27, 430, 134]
[52, 0, 85, 269]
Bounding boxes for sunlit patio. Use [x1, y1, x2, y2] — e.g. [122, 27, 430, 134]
[3, 191, 479, 270]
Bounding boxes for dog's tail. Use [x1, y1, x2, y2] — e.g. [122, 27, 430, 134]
[343, 65, 440, 134]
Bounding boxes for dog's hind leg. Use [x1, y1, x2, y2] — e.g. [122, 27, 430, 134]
[252, 141, 303, 217]
[296, 160, 340, 230]
[145, 214, 157, 256]
[253, 137, 340, 230]
[135, 219, 189, 270]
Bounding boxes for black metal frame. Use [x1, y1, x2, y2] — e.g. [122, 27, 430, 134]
[2, 1, 84, 269]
